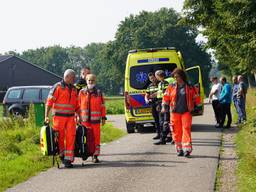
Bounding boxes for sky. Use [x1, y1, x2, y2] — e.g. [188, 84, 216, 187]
[0, 0, 185, 54]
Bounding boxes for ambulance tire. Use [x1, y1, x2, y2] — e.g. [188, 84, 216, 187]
[126, 121, 135, 133]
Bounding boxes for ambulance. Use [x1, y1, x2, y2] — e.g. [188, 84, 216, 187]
[124, 47, 204, 133]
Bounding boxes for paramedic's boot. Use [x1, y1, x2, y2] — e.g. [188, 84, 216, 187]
[165, 136, 173, 143]
[93, 155, 100, 163]
[64, 160, 73, 168]
[153, 134, 160, 140]
[184, 151, 191, 158]
[59, 155, 65, 164]
[154, 138, 166, 145]
[177, 150, 184, 157]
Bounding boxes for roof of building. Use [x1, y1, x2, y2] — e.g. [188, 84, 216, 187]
[0, 55, 13, 62]
[0, 55, 61, 78]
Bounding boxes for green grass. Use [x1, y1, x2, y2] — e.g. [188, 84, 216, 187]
[0, 104, 3, 119]
[105, 97, 124, 114]
[101, 123, 127, 143]
[0, 106, 126, 192]
[235, 89, 256, 192]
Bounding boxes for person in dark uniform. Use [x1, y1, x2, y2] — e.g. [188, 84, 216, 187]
[154, 70, 171, 145]
[145, 72, 160, 139]
[75, 66, 91, 92]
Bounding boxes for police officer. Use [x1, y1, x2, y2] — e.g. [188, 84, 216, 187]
[145, 72, 160, 140]
[154, 70, 171, 145]
[75, 66, 91, 92]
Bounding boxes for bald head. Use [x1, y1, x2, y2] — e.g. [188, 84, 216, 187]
[238, 75, 243, 82]
[63, 69, 76, 85]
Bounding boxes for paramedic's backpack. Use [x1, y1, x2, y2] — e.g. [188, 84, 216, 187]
[40, 124, 59, 156]
[75, 124, 88, 160]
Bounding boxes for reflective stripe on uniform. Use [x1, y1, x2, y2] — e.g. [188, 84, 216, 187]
[91, 116, 101, 120]
[80, 109, 89, 112]
[91, 111, 101, 115]
[55, 103, 75, 108]
[53, 109, 75, 113]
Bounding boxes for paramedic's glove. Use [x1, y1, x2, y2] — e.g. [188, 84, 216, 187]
[102, 117, 107, 126]
[193, 105, 202, 114]
[161, 104, 168, 113]
[44, 117, 50, 124]
[76, 115, 81, 124]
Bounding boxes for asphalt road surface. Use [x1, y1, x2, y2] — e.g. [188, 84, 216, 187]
[7, 104, 221, 192]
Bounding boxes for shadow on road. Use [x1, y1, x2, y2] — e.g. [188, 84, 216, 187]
[101, 151, 171, 156]
[72, 159, 187, 169]
[190, 155, 219, 159]
[192, 124, 221, 132]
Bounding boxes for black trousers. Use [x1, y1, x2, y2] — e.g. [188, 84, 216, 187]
[158, 104, 170, 141]
[220, 103, 232, 127]
[212, 100, 222, 124]
[151, 103, 160, 135]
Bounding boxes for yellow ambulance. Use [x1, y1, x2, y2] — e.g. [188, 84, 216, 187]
[124, 47, 204, 133]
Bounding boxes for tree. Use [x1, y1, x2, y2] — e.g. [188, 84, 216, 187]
[183, 0, 256, 82]
[108, 8, 212, 94]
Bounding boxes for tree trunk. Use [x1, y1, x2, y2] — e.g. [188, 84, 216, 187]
[248, 72, 256, 88]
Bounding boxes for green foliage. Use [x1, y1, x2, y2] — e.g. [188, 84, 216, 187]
[105, 98, 124, 114]
[0, 106, 52, 192]
[235, 89, 256, 191]
[183, 0, 256, 76]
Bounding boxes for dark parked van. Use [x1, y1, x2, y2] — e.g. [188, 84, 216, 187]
[2, 86, 51, 116]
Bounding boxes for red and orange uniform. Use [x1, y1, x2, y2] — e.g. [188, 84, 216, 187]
[78, 87, 106, 157]
[162, 83, 201, 154]
[46, 81, 78, 162]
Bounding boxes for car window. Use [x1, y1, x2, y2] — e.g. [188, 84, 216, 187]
[130, 63, 177, 90]
[23, 89, 40, 101]
[41, 88, 50, 101]
[7, 89, 22, 99]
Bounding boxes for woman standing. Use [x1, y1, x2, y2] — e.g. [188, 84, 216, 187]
[161, 68, 201, 157]
[78, 74, 106, 163]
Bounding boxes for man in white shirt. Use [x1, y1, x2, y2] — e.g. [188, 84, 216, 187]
[209, 76, 222, 127]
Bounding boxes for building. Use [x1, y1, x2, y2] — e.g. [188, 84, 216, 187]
[0, 55, 62, 101]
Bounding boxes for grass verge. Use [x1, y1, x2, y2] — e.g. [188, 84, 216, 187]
[0, 104, 2, 119]
[0, 107, 126, 192]
[105, 97, 124, 114]
[235, 89, 256, 191]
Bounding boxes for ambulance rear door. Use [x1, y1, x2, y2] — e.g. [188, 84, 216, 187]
[185, 65, 204, 115]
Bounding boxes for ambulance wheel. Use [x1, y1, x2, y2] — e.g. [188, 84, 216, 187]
[126, 121, 135, 133]
[136, 124, 144, 133]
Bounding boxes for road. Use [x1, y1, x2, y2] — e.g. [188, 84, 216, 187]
[7, 104, 221, 192]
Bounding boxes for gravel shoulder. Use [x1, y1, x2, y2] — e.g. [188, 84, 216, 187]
[218, 126, 238, 192]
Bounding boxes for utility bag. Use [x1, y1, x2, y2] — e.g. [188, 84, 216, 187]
[40, 124, 60, 168]
[74, 124, 88, 160]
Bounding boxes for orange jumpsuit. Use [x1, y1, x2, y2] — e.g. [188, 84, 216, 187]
[162, 83, 201, 154]
[78, 87, 106, 157]
[46, 81, 78, 162]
